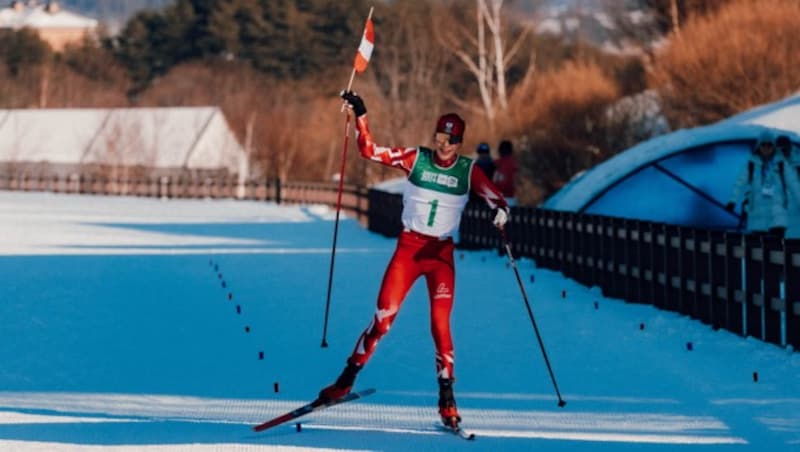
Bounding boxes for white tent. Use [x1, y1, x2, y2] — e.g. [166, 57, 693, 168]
[0, 107, 248, 175]
[0, 3, 98, 30]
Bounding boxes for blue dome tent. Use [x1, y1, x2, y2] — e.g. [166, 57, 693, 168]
[544, 95, 800, 230]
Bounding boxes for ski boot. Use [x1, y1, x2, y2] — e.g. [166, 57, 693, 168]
[438, 378, 462, 428]
[318, 361, 362, 403]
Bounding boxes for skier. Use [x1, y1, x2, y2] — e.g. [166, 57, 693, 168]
[319, 90, 509, 429]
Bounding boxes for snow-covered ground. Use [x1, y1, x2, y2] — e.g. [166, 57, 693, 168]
[1, 191, 798, 451]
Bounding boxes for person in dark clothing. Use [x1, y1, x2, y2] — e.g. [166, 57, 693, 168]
[469, 142, 496, 203]
[493, 140, 519, 205]
[474, 142, 496, 180]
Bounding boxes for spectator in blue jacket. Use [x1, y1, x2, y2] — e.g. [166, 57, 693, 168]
[776, 134, 800, 238]
[726, 130, 789, 237]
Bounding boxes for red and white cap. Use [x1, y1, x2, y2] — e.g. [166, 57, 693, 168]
[435, 113, 465, 144]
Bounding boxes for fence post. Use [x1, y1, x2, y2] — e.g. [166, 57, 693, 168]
[519, 207, 533, 259]
[600, 216, 616, 298]
[681, 227, 697, 318]
[544, 210, 557, 270]
[762, 234, 783, 345]
[639, 221, 655, 305]
[726, 232, 745, 336]
[694, 229, 713, 325]
[625, 219, 643, 303]
[664, 225, 682, 313]
[275, 178, 282, 204]
[709, 231, 728, 330]
[555, 212, 566, 273]
[785, 239, 800, 349]
[586, 215, 601, 288]
[744, 233, 764, 339]
[531, 208, 543, 266]
[573, 215, 587, 286]
[613, 217, 628, 301]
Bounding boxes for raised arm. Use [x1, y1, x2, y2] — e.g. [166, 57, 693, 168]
[354, 116, 417, 173]
[341, 91, 417, 174]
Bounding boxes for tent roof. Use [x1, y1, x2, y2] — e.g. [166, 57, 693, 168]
[545, 94, 800, 212]
[0, 4, 97, 29]
[0, 107, 247, 173]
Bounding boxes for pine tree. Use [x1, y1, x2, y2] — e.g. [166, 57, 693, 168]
[0, 29, 52, 77]
[112, 0, 376, 89]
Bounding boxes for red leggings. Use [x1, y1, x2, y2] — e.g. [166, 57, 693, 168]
[348, 230, 456, 379]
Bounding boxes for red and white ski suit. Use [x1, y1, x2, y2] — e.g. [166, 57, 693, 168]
[346, 115, 507, 380]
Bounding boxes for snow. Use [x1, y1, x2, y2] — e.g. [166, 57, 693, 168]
[1, 191, 799, 450]
[370, 177, 405, 194]
[537, 18, 562, 35]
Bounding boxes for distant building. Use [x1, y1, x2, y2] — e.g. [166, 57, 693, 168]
[0, 1, 98, 51]
[0, 107, 250, 179]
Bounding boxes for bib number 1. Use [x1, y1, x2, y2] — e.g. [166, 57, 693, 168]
[427, 199, 439, 227]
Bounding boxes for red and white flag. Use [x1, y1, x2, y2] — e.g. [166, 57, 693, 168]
[353, 17, 374, 73]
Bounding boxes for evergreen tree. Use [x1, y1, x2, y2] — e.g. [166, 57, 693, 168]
[0, 29, 52, 77]
[112, 0, 376, 91]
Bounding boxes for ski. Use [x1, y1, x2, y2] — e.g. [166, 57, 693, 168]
[252, 388, 376, 432]
[437, 423, 476, 440]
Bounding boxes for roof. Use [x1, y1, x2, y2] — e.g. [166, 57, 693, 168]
[0, 107, 248, 173]
[0, 3, 97, 29]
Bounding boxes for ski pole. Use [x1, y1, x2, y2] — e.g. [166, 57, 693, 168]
[499, 227, 566, 407]
[321, 113, 351, 348]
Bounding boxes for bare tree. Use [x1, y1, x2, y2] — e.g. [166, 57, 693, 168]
[436, 0, 532, 127]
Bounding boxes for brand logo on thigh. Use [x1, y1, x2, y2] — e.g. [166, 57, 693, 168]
[434, 282, 452, 299]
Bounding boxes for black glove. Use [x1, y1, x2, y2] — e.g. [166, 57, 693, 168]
[724, 202, 735, 212]
[340, 90, 367, 117]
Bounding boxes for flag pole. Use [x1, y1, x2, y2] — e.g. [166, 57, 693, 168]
[346, 68, 357, 93]
[341, 6, 374, 110]
[322, 6, 374, 348]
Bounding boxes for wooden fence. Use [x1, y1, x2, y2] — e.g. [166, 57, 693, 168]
[373, 194, 800, 351]
[461, 205, 800, 350]
[0, 174, 368, 222]
[6, 175, 797, 350]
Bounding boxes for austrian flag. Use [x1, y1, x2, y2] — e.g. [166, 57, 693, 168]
[353, 17, 374, 73]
